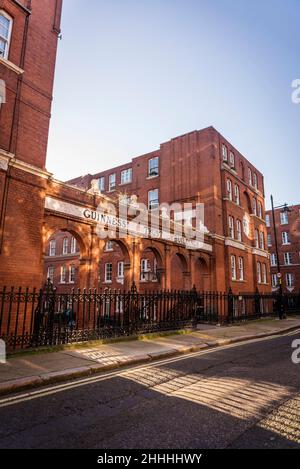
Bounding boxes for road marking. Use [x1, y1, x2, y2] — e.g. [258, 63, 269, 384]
[0, 329, 299, 409]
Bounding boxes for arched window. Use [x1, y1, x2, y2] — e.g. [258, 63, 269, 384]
[0, 11, 13, 59]
[234, 184, 240, 205]
[227, 179, 232, 200]
[257, 262, 262, 284]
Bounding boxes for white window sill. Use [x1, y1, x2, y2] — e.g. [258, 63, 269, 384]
[0, 57, 24, 75]
[146, 174, 159, 180]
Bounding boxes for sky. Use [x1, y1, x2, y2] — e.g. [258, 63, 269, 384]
[47, 0, 300, 210]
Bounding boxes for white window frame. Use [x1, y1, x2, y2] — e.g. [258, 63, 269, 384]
[231, 255, 237, 280]
[282, 231, 290, 245]
[108, 173, 116, 191]
[49, 240, 56, 257]
[236, 219, 242, 242]
[105, 241, 114, 251]
[104, 263, 113, 283]
[148, 189, 159, 210]
[234, 184, 240, 205]
[229, 151, 235, 168]
[280, 212, 289, 225]
[248, 168, 252, 186]
[228, 216, 235, 239]
[226, 179, 232, 200]
[266, 214, 270, 227]
[286, 273, 295, 288]
[71, 237, 77, 254]
[140, 259, 151, 282]
[121, 168, 132, 185]
[69, 265, 76, 283]
[117, 261, 124, 279]
[272, 274, 278, 288]
[270, 253, 277, 267]
[284, 252, 292, 266]
[262, 264, 267, 284]
[0, 10, 13, 60]
[222, 145, 228, 161]
[260, 231, 265, 250]
[258, 202, 263, 219]
[253, 172, 258, 189]
[98, 177, 105, 192]
[47, 266, 54, 283]
[62, 237, 68, 255]
[60, 266, 67, 284]
[148, 157, 159, 177]
[254, 229, 259, 248]
[257, 262, 262, 284]
[238, 257, 244, 281]
[252, 198, 257, 216]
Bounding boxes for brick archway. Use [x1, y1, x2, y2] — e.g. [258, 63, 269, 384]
[169, 250, 191, 291]
[43, 217, 93, 290]
[193, 254, 212, 291]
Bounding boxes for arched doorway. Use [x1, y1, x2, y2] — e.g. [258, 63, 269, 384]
[98, 238, 132, 290]
[138, 245, 164, 292]
[170, 252, 190, 291]
[43, 229, 85, 293]
[193, 256, 212, 291]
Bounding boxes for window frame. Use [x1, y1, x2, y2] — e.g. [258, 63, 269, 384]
[148, 189, 159, 210]
[284, 252, 292, 266]
[280, 212, 289, 225]
[117, 261, 124, 279]
[0, 10, 13, 60]
[257, 262, 262, 284]
[282, 231, 290, 245]
[104, 263, 113, 283]
[98, 177, 105, 192]
[62, 237, 68, 255]
[71, 237, 77, 254]
[236, 219, 242, 242]
[238, 257, 244, 281]
[120, 168, 132, 185]
[47, 266, 55, 283]
[108, 173, 116, 191]
[60, 265, 67, 284]
[69, 265, 76, 283]
[231, 255, 237, 280]
[222, 145, 228, 162]
[228, 216, 235, 239]
[148, 157, 159, 177]
[49, 240, 56, 257]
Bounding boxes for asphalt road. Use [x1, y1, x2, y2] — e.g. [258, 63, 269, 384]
[0, 331, 299, 449]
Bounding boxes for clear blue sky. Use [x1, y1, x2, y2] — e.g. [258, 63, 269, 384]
[47, 0, 300, 209]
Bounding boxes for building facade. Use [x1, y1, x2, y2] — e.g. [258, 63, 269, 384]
[0, 0, 63, 288]
[266, 204, 300, 293]
[61, 127, 270, 293]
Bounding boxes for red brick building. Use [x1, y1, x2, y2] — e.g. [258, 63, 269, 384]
[0, 0, 63, 288]
[64, 127, 270, 293]
[266, 204, 300, 293]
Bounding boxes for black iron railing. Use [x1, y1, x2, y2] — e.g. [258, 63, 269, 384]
[0, 282, 299, 351]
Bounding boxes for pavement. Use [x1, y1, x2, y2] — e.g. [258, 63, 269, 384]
[0, 316, 300, 397]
